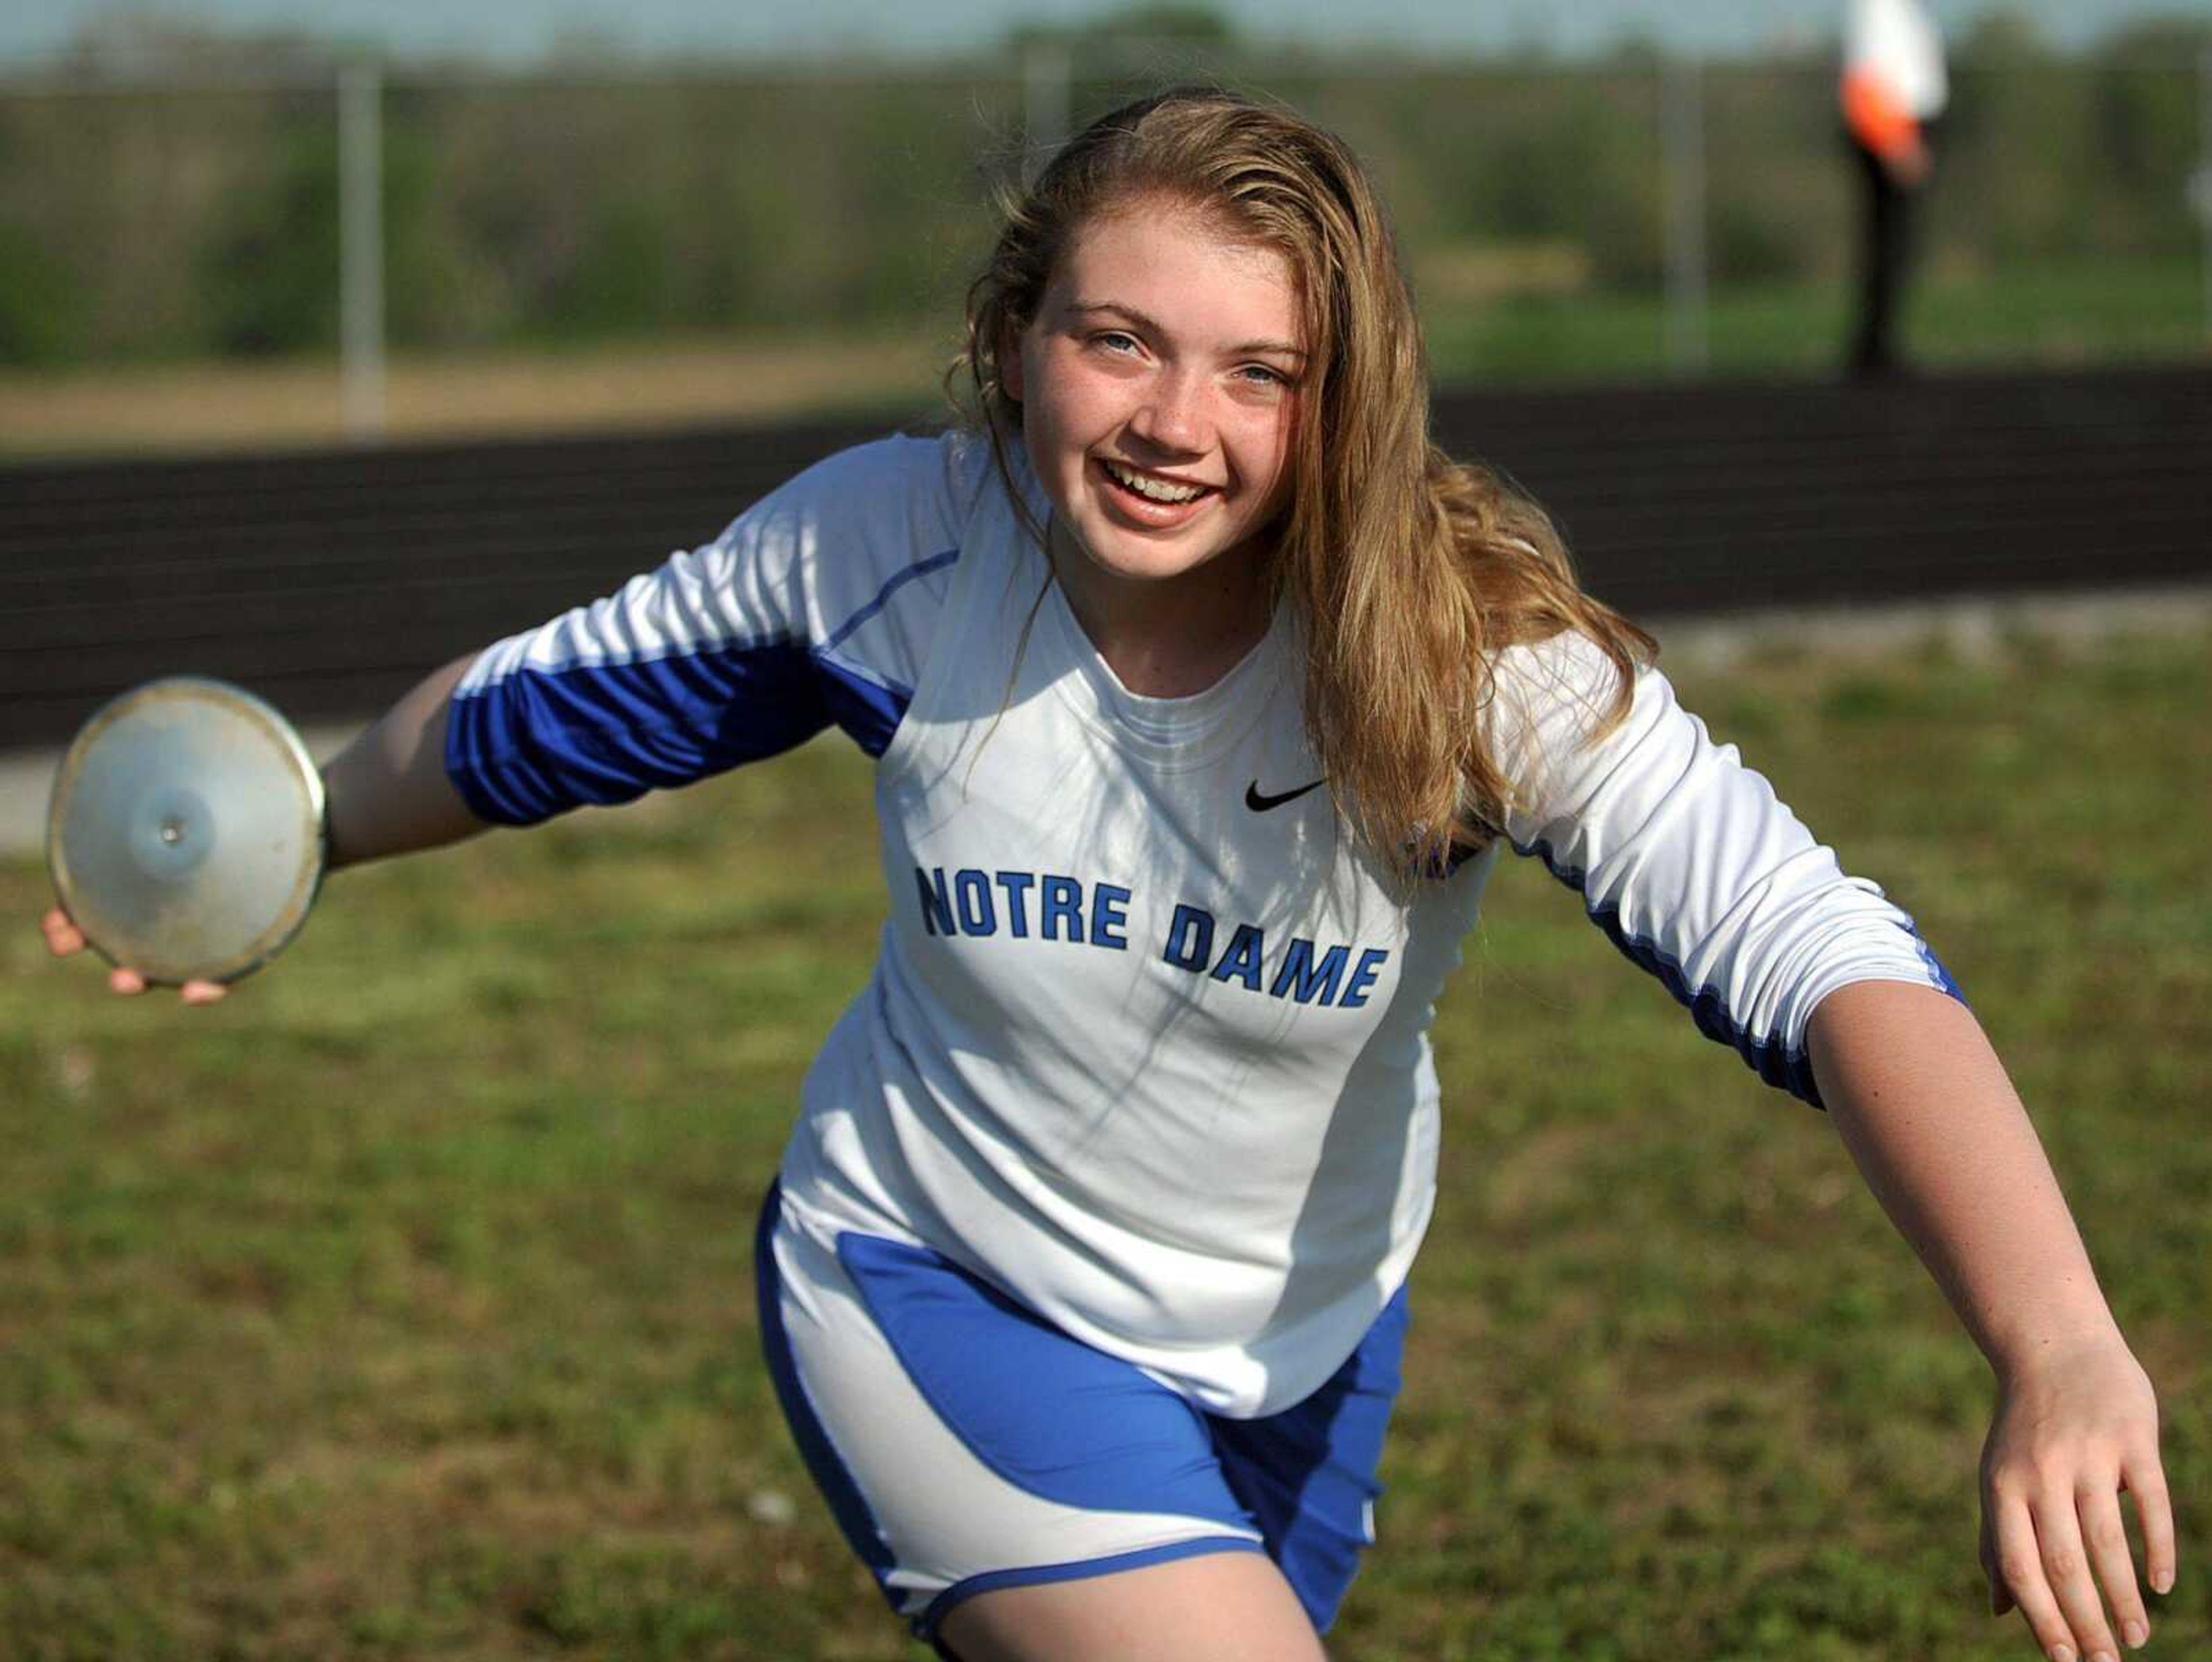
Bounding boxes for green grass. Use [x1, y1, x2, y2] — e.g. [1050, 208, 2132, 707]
[1427, 255, 2210, 384]
[3, 624, 2207, 1659]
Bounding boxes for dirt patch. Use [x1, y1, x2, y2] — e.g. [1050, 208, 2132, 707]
[0, 332, 953, 461]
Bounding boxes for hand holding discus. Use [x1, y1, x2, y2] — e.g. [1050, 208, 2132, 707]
[43, 677, 328, 1005]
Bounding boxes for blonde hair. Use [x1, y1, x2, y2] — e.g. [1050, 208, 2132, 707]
[952, 88, 1654, 877]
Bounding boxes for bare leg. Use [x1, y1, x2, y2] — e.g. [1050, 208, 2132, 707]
[938, 1548, 1331, 1662]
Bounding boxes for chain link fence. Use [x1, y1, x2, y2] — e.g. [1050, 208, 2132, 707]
[2, 43, 2207, 434]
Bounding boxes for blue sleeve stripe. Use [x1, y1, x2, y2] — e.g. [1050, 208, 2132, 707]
[819, 547, 959, 654]
[447, 637, 830, 824]
[1515, 835, 1826, 1107]
[446, 547, 953, 821]
[1912, 930, 1969, 1006]
[810, 650, 914, 759]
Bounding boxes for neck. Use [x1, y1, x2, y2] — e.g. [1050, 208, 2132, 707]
[1047, 518, 1273, 698]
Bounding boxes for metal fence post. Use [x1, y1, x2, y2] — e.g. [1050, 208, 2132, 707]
[1661, 52, 1710, 376]
[2200, 45, 2212, 346]
[338, 59, 386, 441]
[1022, 42, 1071, 184]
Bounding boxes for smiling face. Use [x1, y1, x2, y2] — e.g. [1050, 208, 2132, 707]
[1007, 201, 1306, 634]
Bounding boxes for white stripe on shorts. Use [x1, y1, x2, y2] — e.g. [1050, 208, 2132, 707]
[764, 1195, 1265, 1625]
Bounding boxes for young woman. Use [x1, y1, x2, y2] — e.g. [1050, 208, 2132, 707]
[46, 90, 2172, 1662]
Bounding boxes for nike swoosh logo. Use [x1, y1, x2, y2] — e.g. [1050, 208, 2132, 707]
[1245, 778, 1325, 813]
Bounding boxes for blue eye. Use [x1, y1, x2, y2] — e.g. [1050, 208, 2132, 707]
[1094, 331, 1141, 354]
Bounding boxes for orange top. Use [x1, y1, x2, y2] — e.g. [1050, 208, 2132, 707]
[1842, 66, 1922, 162]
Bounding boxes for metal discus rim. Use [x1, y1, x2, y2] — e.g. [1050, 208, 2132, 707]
[46, 676, 328, 986]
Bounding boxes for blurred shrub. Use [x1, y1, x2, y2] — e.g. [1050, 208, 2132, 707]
[0, 220, 82, 365]
[200, 115, 340, 353]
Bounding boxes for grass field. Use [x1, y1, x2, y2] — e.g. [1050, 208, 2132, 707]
[1, 258, 2202, 463]
[1427, 255, 2211, 383]
[3, 624, 2207, 1660]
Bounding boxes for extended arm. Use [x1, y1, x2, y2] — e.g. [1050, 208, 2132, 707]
[1490, 637, 2176, 1659]
[47, 434, 966, 1000]
[1808, 980, 2175, 1662]
[321, 653, 488, 871]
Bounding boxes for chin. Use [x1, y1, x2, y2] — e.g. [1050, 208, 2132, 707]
[1077, 525, 1230, 585]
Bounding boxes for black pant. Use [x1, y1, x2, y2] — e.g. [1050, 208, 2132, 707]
[1846, 134, 1925, 378]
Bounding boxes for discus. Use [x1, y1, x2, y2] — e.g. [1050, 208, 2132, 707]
[46, 676, 327, 986]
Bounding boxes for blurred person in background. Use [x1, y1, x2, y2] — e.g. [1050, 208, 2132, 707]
[1842, 0, 1948, 376]
[46, 89, 2173, 1662]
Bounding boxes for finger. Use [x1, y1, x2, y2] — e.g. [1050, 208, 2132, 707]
[179, 979, 228, 1006]
[2078, 1481, 2150, 1650]
[2033, 1489, 2120, 1662]
[1995, 1493, 2081, 1662]
[108, 966, 147, 996]
[41, 908, 86, 956]
[2123, 1453, 2177, 1599]
[1983, 1511, 2017, 1616]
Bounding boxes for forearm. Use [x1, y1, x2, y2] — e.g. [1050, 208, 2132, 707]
[321, 654, 488, 870]
[1806, 979, 2123, 1374]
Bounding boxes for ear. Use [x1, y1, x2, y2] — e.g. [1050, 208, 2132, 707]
[998, 320, 1025, 404]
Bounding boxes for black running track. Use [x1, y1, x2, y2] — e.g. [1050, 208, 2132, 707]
[2, 364, 2206, 752]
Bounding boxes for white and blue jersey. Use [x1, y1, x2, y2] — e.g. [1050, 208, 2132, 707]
[445, 429, 1960, 1632]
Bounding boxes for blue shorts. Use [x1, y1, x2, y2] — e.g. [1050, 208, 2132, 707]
[754, 1184, 1409, 1646]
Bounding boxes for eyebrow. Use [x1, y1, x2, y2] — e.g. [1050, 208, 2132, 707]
[1067, 301, 1308, 361]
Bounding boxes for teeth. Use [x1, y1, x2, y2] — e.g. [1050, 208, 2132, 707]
[1105, 460, 1203, 504]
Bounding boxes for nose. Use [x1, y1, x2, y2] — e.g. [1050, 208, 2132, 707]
[1128, 367, 1210, 457]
